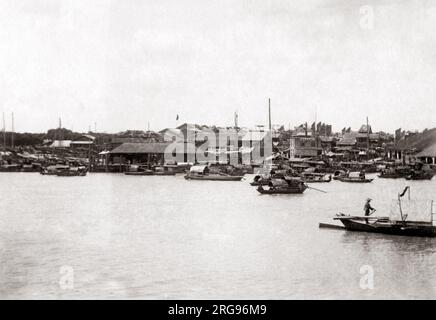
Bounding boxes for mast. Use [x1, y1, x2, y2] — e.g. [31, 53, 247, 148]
[2, 112, 5, 151]
[59, 117, 63, 148]
[366, 116, 370, 154]
[11, 112, 14, 149]
[268, 98, 271, 131]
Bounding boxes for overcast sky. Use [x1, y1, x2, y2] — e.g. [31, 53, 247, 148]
[0, 0, 435, 133]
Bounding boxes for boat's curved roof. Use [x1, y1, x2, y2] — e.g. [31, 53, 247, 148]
[189, 165, 209, 174]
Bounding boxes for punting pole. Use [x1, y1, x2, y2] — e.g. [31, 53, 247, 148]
[319, 223, 345, 230]
[307, 186, 327, 193]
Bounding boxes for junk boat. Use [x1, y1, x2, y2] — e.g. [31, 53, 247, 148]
[256, 177, 307, 194]
[184, 165, 244, 181]
[320, 187, 436, 237]
[337, 171, 373, 183]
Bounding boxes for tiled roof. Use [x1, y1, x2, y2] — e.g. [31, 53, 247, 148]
[415, 142, 436, 157]
[111, 142, 169, 154]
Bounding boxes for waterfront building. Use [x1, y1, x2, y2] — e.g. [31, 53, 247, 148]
[386, 127, 436, 164]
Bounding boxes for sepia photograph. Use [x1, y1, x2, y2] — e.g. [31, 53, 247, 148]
[1, 0, 436, 305]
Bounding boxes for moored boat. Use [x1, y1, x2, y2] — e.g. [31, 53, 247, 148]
[184, 165, 244, 181]
[405, 170, 434, 180]
[40, 165, 70, 175]
[153, 165, 177, 176]
[378, 166, 411, 179]
[124, 165, 154, 176]
[337, 171, 373, 183]
[301, 172, 332, 183]
[55, 166, 88, 176]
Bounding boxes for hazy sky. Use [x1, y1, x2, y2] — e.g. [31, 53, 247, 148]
[0, 0, 435, 133]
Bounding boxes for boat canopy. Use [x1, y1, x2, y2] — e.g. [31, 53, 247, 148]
[269, 179, 290, 187]
[189, 165, 209, 174]
[348, 172, 362, 178]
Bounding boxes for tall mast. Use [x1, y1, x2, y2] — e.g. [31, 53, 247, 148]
[11, 112, 14, 149]
[366, 116, 370, 153]
[268, 98, 271, 131]
[2, 112, 5, 151]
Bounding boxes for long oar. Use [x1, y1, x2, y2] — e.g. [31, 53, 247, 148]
[307, 186, 327, 193]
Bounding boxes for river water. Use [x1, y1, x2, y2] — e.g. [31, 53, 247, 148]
[1, 172, 436, 299]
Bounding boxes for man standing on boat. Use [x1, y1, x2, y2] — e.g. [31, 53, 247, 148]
[364, 198, 376, 224]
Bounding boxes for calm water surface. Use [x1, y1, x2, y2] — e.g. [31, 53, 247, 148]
[1, 172, 436, 299]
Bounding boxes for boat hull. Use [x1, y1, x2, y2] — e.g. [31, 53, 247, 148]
[185, 174, 243, 181]
[338, 218, 436, 237]
[338, 178, 373, 183]
[56, 171, 87, 177]
[124, 171, 154, 176]
[256, 186, 306, 194]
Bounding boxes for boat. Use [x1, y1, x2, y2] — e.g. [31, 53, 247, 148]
[124, 165, 154, 176]
[250, 172, 290, 186]
[337, 171, 373, 183]
[301, 172, 332, 183]
[405, 170, 434, 180]
[250, 175, 271, 186]
[322, 187, 436, 237]
[256, 177, 307, 194]
[40, 165, 71, 175]
[153, 165, 176, 176]
[332, 170, 347, 180]
[55, 166, 88, 177]
[184, 165, 244, 181]
[0, 164, 22, 172]
[378, 166, 411, 179]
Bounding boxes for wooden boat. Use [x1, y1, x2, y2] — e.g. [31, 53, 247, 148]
[378, 167, 411, 179]
[186, 174, 243, 181]
[337, 177, 373, 183]
[405, 171, 434, 180]
[250, 173, 287, 186]
[256, 177, 307, 194]
[40, 165, 71, 175]
[332, 170, 346, 180]
[125, 170, 154, 176]
[301, 172, 332, 183]
[337, 171, 373, 183]
[153, 165, 176, 176]
[333, 215, 436, 237]
[124, 165, 154, 176]
[0, 164, 22, 172]
[324, 187, 436, 237]
[250, 175, 270, 186]
[56, 167, 88, 176]
[184, 165, 243, 181]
